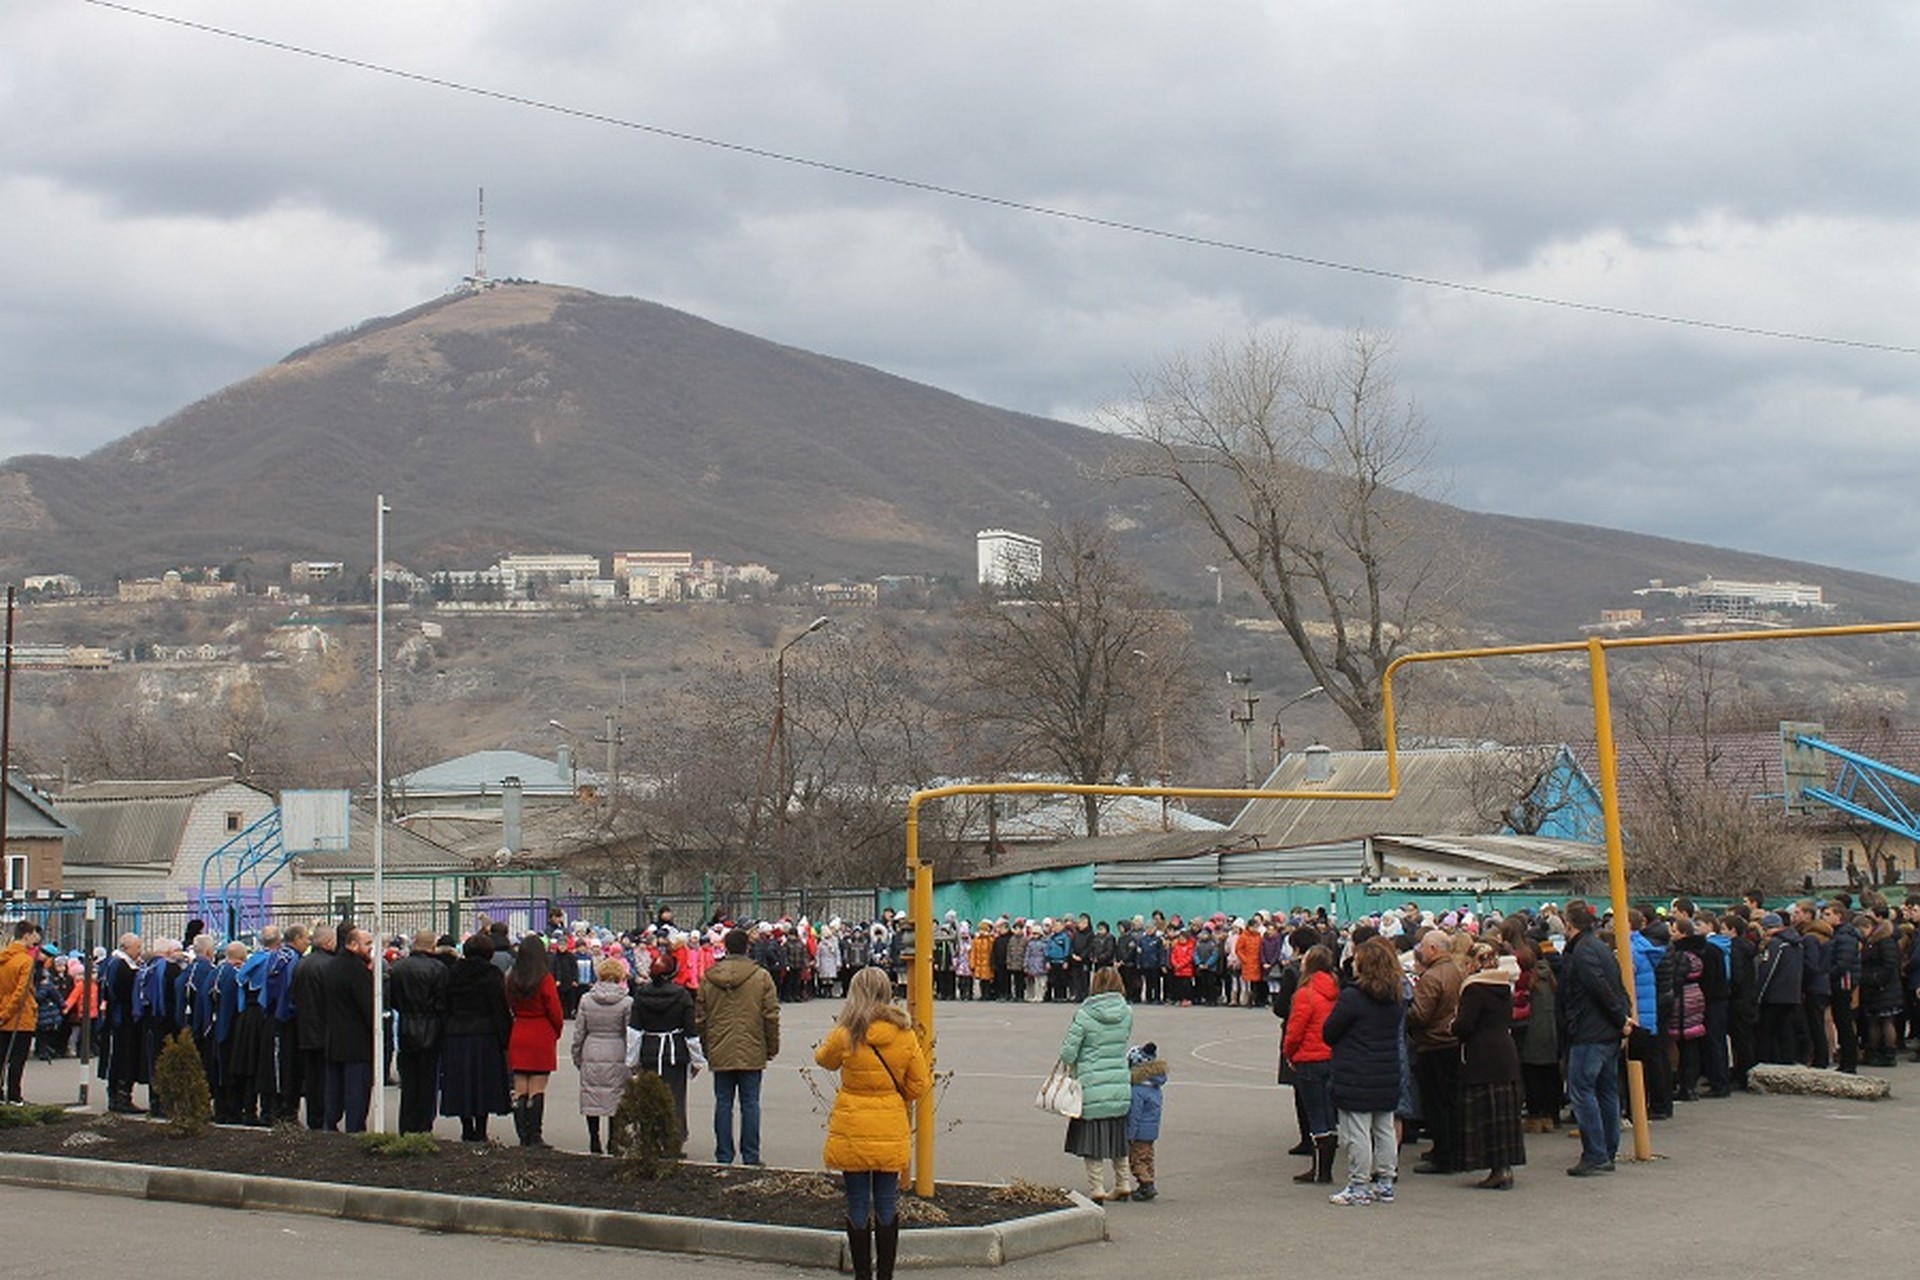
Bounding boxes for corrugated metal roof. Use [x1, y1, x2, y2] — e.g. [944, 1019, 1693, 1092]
[4, 773, 75, 838]
[1371, 833, 1609, 879]
[61, 777, 260, 802]
[55, 795, 195, 867]
[1232, 745, 1563, 845]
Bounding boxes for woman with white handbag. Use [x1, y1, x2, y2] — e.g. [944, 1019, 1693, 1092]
[1056, 966, 1134, 1202]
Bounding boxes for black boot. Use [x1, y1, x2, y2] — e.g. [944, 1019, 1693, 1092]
[587, 1116, 603, 1155]
[460, 1117, 478, 1142]
[875, 1221, 900, 1280]
[513, 1097, 530, 1146]
[1287, 1137, 1313, 1156]
[526, 1095, 549, 1149]
[1315, 1134, 1337, 1183]
[845, 1222, 873, 1280]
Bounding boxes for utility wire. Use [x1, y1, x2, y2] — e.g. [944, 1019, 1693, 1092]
[78, 0, 1920, 357]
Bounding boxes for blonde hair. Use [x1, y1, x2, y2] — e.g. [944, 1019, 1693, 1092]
[595, 957, 627, 983]
[836, 965, 909, 1046]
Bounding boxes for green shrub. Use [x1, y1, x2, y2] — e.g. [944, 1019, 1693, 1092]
[0, 1103, 71, 1129]
[608, 1071, 682, 1180]
[151, 1029, 212, 1137]
[354, 1130, 442, 1158]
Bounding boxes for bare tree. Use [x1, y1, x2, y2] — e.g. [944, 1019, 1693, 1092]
[1612, 650, 1803, 894]
[948, 522, 1206, 838]
[1104, 329, 1480, 748]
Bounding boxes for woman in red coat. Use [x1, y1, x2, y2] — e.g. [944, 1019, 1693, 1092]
[506, 934, 565, 1148]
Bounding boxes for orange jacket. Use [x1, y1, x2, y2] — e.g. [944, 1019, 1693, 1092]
[0, 943, 39, 1033]
[969, 933, 995, 981]
[1235, 928, 1264, 979]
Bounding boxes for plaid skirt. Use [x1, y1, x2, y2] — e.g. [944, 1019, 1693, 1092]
[1459, 1080, 1527, 1171]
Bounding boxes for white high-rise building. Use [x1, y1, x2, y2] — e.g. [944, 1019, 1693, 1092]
[977, 529, 1042, 588]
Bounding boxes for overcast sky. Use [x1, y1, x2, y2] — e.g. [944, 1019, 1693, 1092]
[6, 1, 1919, 578]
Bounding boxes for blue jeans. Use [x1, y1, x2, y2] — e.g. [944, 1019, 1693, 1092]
[844, 1170, 900, 1226]
[1566, 1041, 1620, 1167]
[1292, 1060, 1336, 1137]
[711, 1069, 763, 1164]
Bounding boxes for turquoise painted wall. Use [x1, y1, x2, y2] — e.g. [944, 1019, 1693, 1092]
[886, 874, 1569, 927]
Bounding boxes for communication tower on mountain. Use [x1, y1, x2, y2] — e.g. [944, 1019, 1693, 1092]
[462, 187, 495, 292]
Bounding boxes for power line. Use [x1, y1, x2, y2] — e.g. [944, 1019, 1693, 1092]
[77, 0, 1920, 357]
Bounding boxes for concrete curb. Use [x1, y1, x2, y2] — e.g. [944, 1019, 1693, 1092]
[0, 1152, 1105, 1268]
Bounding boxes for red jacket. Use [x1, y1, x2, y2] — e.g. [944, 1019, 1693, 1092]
[1170, 937, 1196, 978]
[506, 973, 564, 1073]
[1282, 969, 1338, 1064]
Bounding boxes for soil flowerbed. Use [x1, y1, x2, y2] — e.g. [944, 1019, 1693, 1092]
[0, 1112, 1069, 1230]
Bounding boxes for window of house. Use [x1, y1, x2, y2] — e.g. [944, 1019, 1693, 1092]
[226, 811, 244, 833]
[1821, 846, 1845, 872]
[3, 855, 26, 893]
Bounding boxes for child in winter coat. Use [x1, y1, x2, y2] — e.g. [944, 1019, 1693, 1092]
[1124, 1042, 1168, 1201]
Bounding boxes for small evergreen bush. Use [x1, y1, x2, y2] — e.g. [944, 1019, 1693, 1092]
[354, 1130, 442, 1158]
[151, 1029, 213, 1137]
[0, 1103, 70, 1129]
[608, 1071, 682, 1180]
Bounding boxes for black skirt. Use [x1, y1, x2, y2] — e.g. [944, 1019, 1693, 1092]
[438, 1031, 512, 1117]
[1460, 1080, 1527, 1171]
[1063, 1115, 1128, 1160]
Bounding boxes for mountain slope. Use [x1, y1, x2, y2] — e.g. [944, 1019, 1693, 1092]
[2, 282, 1916, 639]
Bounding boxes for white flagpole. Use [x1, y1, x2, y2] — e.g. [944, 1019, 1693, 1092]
[371, 494, 390, 1132]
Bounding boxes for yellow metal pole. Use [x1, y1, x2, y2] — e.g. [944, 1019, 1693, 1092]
[1586, 638, 1651, 1161]
[906, 800, 936, 1197]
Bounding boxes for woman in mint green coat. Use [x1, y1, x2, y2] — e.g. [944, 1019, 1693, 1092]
[1058, 966, 1135, 1201]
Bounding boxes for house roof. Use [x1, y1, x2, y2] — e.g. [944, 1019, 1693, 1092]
[290, 804, 474, 877]
[54, 777, 271, 868]
[4, 772, 76, 839]
[393, 750, 595, 798]
[1232, 745, 1567, 845]
[1370, 833, 1610, 881]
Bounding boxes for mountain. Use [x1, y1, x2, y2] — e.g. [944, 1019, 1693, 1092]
[3, 282, 1917, 638]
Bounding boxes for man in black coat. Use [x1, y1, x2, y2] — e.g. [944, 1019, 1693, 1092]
[1560, 899, 1633, 1177]
[291, 924, 335, 1129]
[322, 926, 375, 1133]
[1823, 901, 1863, 1074]
[1756, 913, 1805, 1065]
[386, 929, 449, 1134]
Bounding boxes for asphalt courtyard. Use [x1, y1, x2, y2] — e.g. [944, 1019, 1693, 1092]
[6, 997, 1914, 1277]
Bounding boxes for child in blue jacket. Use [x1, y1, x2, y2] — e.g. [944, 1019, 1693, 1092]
[1124, 1042, 1168, 1201]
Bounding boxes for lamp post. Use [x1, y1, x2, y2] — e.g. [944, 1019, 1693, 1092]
[1227, 670, 1260, 788]
[1270, 685, 1325, 765]
[749, 617, 831, 870]
[372, 494, 390, 1133]
[546, 720, 582, 795]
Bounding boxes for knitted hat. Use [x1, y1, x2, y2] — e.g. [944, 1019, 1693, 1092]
[1126, 1042, 1158, 1067]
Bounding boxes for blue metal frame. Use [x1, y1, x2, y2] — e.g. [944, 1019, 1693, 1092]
[196, 809, 288, 935]
[1792, 735, 1920, 842]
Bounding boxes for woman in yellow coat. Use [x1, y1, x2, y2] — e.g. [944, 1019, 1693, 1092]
[816, 965, 932, 1280]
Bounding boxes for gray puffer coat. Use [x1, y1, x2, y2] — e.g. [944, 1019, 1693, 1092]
[571, 981, 633, 1117]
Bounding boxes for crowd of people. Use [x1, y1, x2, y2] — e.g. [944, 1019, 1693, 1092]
[5, 886, 1918, 1232]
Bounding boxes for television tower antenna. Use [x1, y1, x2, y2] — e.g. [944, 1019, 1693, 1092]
[464, 187, 491, 291]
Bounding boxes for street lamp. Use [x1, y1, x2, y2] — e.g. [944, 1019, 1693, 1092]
[1227, 671, 1260, 788]
[750, 616, 832, 868]
[1270, 685, 1325, 765]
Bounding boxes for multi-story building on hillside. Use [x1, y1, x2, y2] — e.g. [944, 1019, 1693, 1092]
[614, 551, 695, 601]
[977, 529, 1042, 588]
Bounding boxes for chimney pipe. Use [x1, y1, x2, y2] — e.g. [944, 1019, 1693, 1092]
[1304, 744, 1333, 785]
[502, 775, 523, 853]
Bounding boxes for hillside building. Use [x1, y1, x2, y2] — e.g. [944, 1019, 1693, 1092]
[977, 529, 1042, 588]
[615, 551, 694, 601]
[289, 560, 344, 584]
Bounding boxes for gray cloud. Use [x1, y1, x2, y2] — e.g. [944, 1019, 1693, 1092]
[4, 0, 1918, 577]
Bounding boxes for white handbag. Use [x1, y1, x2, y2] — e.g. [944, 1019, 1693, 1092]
[1034, 1060, 1084, 1118]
